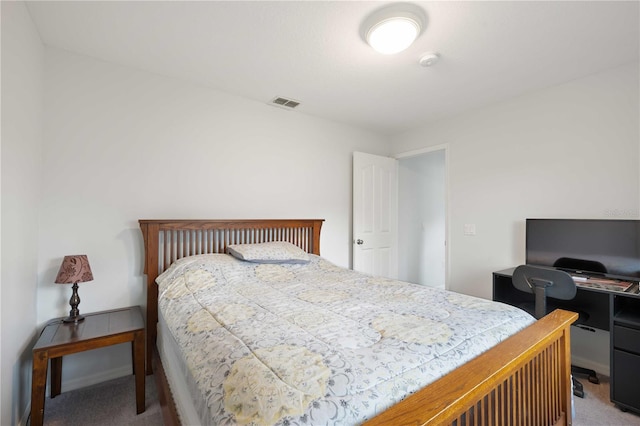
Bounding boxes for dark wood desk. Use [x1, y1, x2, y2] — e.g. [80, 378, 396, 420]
[31, 306, 145, 426]
[494, 268, 640, 414]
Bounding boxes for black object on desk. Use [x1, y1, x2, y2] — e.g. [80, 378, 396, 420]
[494, 267, 640, 414]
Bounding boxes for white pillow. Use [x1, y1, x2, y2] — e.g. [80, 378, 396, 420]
[227, 241, 310, 264]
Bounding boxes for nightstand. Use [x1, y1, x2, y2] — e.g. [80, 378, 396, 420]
[30, 306, 145, 426]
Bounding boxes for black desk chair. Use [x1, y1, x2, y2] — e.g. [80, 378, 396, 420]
[512, 265, 599, 398]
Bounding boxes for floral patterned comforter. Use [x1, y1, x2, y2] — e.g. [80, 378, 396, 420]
[157, 254, 534, 426]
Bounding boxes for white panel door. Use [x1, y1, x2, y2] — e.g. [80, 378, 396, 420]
[353, 152, 398, 278]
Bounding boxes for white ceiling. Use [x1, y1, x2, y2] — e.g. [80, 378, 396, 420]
[26, 1, 640, 135]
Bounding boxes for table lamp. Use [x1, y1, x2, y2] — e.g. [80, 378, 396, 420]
[55, 255, 94, 323]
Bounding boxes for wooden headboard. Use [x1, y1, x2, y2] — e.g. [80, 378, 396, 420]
[138, 219, 324, 374]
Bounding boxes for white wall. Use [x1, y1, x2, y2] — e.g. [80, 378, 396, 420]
[390, 63, 640, 374]
[397, 150, 446, 288]
[391, 62, 639, 299]
[38, 47, 389, 389]
[1, 2, 45, 424]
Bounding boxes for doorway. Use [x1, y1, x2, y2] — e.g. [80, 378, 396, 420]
[396, 147, 447, 289]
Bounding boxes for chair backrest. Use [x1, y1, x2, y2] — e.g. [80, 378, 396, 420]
[553, 257, 607, 274]
[512, 265, 577, 319]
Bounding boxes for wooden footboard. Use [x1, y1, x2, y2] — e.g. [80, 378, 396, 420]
[366, 308, 577, 426]
[140, 219, 576, 425]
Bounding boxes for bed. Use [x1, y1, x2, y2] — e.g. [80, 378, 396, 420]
[139, 219, 577, 426]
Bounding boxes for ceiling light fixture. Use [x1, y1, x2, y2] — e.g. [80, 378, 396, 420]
[363, 4, 426, 55]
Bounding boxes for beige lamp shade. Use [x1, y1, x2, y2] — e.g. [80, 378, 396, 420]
[55, 255, 94, 284]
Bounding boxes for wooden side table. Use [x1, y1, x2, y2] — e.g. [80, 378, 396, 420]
[30, 306, 145, 426]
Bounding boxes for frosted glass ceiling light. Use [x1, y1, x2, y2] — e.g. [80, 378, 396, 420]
[363, 4, 425, 55]
[367, 16, 421, 54]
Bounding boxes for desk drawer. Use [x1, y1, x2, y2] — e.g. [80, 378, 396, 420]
[613, 349, 640, 411]
[614, 325, 640, 354]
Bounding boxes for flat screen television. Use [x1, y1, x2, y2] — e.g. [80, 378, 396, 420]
[526, 219, 640, 282]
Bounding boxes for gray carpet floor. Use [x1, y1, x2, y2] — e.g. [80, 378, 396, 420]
[39, 375, 162, 426]
[37, 373, 640, 425]
[574, 376, 640, 426]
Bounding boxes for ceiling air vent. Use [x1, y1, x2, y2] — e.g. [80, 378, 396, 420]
[270, 97, 300, 110]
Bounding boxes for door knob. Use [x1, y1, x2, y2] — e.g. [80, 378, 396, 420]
[356, 239, 364, 245]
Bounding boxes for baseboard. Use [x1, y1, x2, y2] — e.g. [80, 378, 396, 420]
[570, 325, 610, 378]
[572, 354, 610, 378]
[23, 365, 134, 426]
[55, 365, 133, 393]
[19, 405, 30, 426]
[17, 366, 133, 426]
